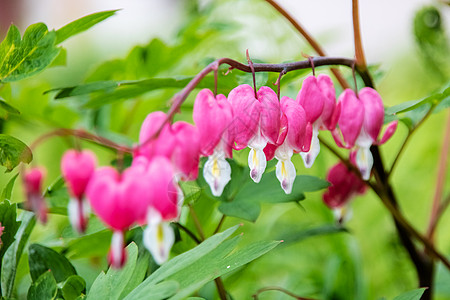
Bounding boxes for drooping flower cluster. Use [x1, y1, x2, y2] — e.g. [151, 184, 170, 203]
[20, 73, 396, 268]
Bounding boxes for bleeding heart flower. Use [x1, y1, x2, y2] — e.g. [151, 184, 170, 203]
[296, 74, 338, 168]
[229, 84, 280, 183]
[138, 111, 176, 159]
[323, 154, 367, 222]
[61, 149, 97, 233]
[264, 97, 309, 194]
[171, 121, 200, 181]
[332, 88, 398, 180]
[24, 167, 47, 224]
[86, 165, 151, 268]
[142, 156, 182, 264]
[193, 89, 234, 196]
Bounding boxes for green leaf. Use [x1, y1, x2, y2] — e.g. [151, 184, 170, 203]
[44, 176, 70, 215]
[219, 201, 261, 222]
[127, 226, 279, 299]
[56, 10, 119, 44]
[1, 173, 19, 201]
[0, 134, 33, 172]
[168, 238, 280, 299]
[0, 200, 21, 263]
[27, 271, 57, 300]
[64, 229, 112, 259]
[59, 275, 86, 300]
[126, 225, 238, 299]
[392, 288, 427, 300]
[87, 243, 140, 300]
[0, 23, 60, 82]
[1, 211, 36, 298]
[218, 174, 328, 222]
[119, 250, 151, 299]
[0, 98, 20, 115]
[28, 243, 77, 282]
[49, 48, 67, 67]
[123, 281, 179, 300]
[279, 225, 348, 244]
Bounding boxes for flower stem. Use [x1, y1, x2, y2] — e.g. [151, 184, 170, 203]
[427, 110, 450, 241]
[352, 0, 367, 70]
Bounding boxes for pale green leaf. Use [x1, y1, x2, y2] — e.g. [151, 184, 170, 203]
[0, 134, 32, 172]
[392, 288, 427, 300]
[56, 10, 119, 44]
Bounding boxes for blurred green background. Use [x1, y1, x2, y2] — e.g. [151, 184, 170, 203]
[0, 0, 449, 299]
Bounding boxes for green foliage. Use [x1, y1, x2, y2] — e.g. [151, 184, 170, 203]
[1, 173, 19, 201]
[1, 212, 36, 298]
[27, 271, 57, 300]
[125, 225, 279, 299]
[384, 84, 450, 129]
[87, 242, 143, 300]
[197, 160, 328, 222]
[55, 10, 119, 44]
[0, 134, 32, 172]
[0, 200, 21, 264]
[392, 288, 426, 300]
[28, 244, 77, 283]
[59, 275, 86, 300]
[0, 98, 20, 115]
[0, 23, 60, 83]
[413, 6, 449, 80]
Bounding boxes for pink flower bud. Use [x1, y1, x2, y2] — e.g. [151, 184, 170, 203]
[24, 167, 47, 224]
[322, 159, 366, 209]
[61, 150, 97, 200]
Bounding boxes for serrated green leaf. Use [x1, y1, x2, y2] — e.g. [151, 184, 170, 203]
[1, 211, 36, 298]
[392, 288, 427, 300]
[0, 23, 60, 82]
[56, 10, 119, 44]
[27, 271, 57, 300]
[28, 243, 77, 282]
[0, 134, 32, 172]
[60, 275, 86, 300]
[0, 200, 21, 263]
[0, 98, 20, 115]
[1, 173, 19, 201]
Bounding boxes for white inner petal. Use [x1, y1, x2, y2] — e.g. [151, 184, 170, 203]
[356, 146, 373, 180]
[68, 197, 80, 233]
[300, 125, 320, 168]
[275, 158, 296, 194]
[203, 150, 231, 197]
[248, 147, 267, 183]
[143, 220, 175, 265]
[110, 230, 125, 268]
